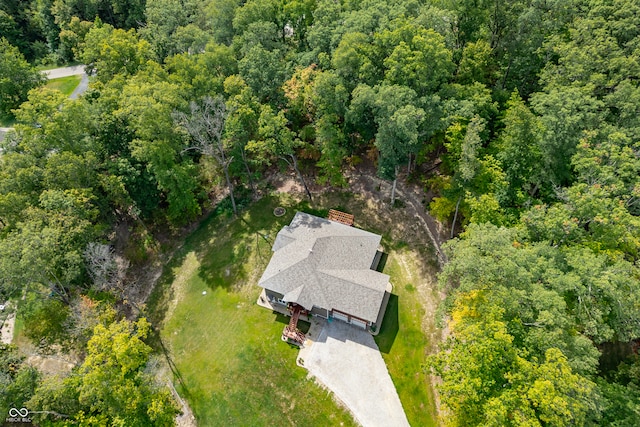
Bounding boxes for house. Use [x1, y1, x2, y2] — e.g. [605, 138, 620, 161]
[258, 211, 391, 331]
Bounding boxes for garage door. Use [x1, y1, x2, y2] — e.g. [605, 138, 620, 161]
[332, 311, 348, 323]
[350, 318, 367, 329]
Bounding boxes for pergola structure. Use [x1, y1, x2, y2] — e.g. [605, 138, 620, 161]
[327, 209, 354, 226]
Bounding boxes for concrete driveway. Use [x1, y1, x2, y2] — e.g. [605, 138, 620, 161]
[70, 73, 89, 99]
[299, 320, 410, 427]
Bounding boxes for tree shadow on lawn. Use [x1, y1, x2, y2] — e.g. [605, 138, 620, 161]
[146, 196, 240, 328]
[147, 193, 305, 328]
[196, 194, 309, 289]
[147, 327, 193, 399]
[375, 293, 399, 354]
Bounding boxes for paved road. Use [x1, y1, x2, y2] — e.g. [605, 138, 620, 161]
[70, 72, 89, 99]
[0, 64, 89, 141]
[300, 320, 410, 427]
[42, 64, 85, 79]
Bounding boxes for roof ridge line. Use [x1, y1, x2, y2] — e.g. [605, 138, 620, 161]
[316, 269, 389, 291]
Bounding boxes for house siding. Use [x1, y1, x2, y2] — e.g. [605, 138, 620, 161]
[370, 250, 383, 271]
[311, 306, 328, 318]
[265, 289, 285, 305]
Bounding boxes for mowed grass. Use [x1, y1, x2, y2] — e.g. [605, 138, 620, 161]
[149, 190, 441, 426]
[375, 248, 439, 426]
[150, 195, 356, 426]
[45, 75, 81, 96]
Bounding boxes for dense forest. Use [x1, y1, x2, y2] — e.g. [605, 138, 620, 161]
[1, 0, 639, 425]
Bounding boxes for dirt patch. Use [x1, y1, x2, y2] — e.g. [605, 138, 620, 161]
[342, 165, 449, 267]
[169, 380, 197, 427]
[113, 221, 130, 254]
[26, 354, 77, 376]
[1, 303, 16, 344]
[270, 172, 304, 194]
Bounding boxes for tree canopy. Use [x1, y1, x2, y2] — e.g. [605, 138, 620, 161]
[2, 0, 640, 424]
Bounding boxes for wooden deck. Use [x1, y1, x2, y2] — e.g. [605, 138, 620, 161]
[328, 209, 354, 226]
[282, 305, 306, 345]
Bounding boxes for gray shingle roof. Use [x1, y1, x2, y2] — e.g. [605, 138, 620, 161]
[258, 212, 389, 322]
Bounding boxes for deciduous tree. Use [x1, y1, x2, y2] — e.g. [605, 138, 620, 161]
[0, 37, 44, 119]
[250, 104, 312, 200]
[173, 96, 237, 215]
[28, 318, 178, 426]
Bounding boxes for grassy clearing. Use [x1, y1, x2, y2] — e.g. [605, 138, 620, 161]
[376, 249, 439, 426]
[149, 190, 441, 426]
[149, 195, 356, 426]
[45, 75, 81, 96]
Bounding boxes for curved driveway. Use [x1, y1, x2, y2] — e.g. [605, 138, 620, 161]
[70, 73, 89, 99]
[300, 320, 410, 427]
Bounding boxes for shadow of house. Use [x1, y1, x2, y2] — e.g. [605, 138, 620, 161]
[374, 251, 389, 273]
[374, 294, 399, 354]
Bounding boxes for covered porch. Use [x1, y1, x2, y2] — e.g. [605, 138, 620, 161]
[257, 290, 311, 346]
[256, 289, 313, 323]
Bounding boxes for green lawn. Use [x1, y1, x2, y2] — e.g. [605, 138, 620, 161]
[149, 191, 440, 426]
[45, 75, 82, 96]
[376, 248, 439, 426]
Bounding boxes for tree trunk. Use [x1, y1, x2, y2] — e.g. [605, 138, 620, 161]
[391, 178, 397, 205]
[501, 55, 513, 90]
[451, 194, 462, 239]
[390, 165, 399, 205]
[240, 147, 256, 197]
[407, 154, 412, 174]
[48, 272, 71, 305]
[223, 164, 237, 216]
[290, 154, 312, 201]
[219, 147, 237, 216]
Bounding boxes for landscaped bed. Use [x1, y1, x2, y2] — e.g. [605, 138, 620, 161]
[148, 191, 440, 426]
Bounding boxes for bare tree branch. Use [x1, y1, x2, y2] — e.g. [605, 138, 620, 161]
[84, 242, 129, 294]
[173, 96, 238, 215]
